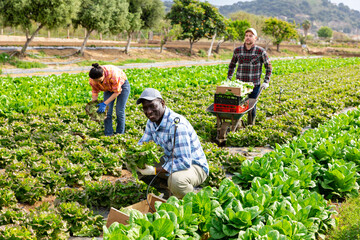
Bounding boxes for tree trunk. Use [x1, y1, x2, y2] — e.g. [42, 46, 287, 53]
[148, 31, 153, 40]
[48, 30, 50, 38]
[125, 32, 132, 54]
[208, 32, 217, 58]
[215, 38, 224, 53]
[137, 31, 141, 43]
[67, 28, 70, 39]
[304, 29, 308, 38]
[79, 29, 92, 56]
[160, 36, 168, 53]
[20, 24, 44, 56]
[100, 33, 102, 40]
[1, 29, 3, 35]
[189, 39, 194, 55]
[276, 44, 280, 52]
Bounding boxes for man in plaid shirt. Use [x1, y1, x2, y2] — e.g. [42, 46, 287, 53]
[227, 28, 272, 125]
[135, 88, 209, 199]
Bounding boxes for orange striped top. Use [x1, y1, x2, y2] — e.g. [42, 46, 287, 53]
[89, 65, 127, 97]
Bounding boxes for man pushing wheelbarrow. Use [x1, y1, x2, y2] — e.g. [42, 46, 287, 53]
[207, 28, 272, 144]
[227, 28, 272, 125]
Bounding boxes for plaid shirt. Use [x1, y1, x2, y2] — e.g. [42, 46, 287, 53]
[89, 65, 127, 98]
[227, 44, 272, 85]
[138, 107, 209, 175]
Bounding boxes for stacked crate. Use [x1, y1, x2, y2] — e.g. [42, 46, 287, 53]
[214, 86, 249, 113]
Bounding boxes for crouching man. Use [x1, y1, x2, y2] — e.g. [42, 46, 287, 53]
[136, 88, 208, 199]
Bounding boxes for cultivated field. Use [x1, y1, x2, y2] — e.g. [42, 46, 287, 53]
[1, 55, 360, 239]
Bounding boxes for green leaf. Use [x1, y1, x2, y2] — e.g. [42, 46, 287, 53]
[222, 224, 240, 237]
[271, 219, 293, 237]
[152, 218, 174, 239]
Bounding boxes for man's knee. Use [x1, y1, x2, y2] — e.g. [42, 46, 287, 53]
[168, 174, 193, 199]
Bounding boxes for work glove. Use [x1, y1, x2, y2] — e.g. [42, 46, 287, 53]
[261, 82, 269, 89]
[137, 164, 156, 175]
[97, 102, 107, 113]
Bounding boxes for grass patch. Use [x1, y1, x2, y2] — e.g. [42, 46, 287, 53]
[0, 53, 11, 64]
[327, 196, 360, 239]
[198, 49, 207, 58]
[76, 60, 115, 66]
[280, 49, 298, 56]
[157, 57, 182, 62]
[121, 58, 156, 65]
[0, 53, 47, 69]
[13, 61, 47, 69]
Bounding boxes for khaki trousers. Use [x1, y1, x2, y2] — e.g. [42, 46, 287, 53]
[167, 164, 207, 199]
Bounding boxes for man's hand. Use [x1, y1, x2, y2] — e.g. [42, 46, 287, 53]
[137, 165, 156, 175]
[97, 102, 107, 113]
[261, 82, 269, 89]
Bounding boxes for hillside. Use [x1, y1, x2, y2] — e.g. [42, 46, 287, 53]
[218, 0, 360, 33]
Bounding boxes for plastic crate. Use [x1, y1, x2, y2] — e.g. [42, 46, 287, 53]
[214, 103, 249, 113]
[214, 94, 244, 105]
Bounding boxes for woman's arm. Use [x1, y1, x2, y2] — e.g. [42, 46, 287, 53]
[103, 92, 120, 105]
[92, 93, 98, 101]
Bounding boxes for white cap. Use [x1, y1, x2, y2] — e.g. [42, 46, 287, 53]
[245, 28, 257, 37]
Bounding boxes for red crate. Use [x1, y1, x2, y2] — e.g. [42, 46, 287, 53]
[214, 103, 249, 113]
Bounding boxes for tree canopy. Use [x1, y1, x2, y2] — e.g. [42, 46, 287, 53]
[167, 0, 225, 54]
[262, 17, 298, 51]
[302, 20, 311, 38]
[73, 0, 126, 55]
[227, 19, 251, 42]
[214, 19, 250, 53]
[317, 26, 333, 38]
[122, 0, 164, 54]
[0, 0, 80, 56]
[229, 11, 265, 37]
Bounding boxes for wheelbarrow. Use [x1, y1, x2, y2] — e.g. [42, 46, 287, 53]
[206, 86, 264, 144]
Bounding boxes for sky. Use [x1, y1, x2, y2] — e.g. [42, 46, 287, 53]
[200, 0, 360, 11]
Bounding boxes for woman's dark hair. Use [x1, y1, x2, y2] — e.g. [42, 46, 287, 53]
[89, 63, 104, 79]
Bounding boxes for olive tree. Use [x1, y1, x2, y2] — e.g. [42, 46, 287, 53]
[119, 0, 164, 54]
[153, 20, 182, 53]
[73, 0, 128, 56]
[262, 17, 298, 52]
[0, 0, 80, 56]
